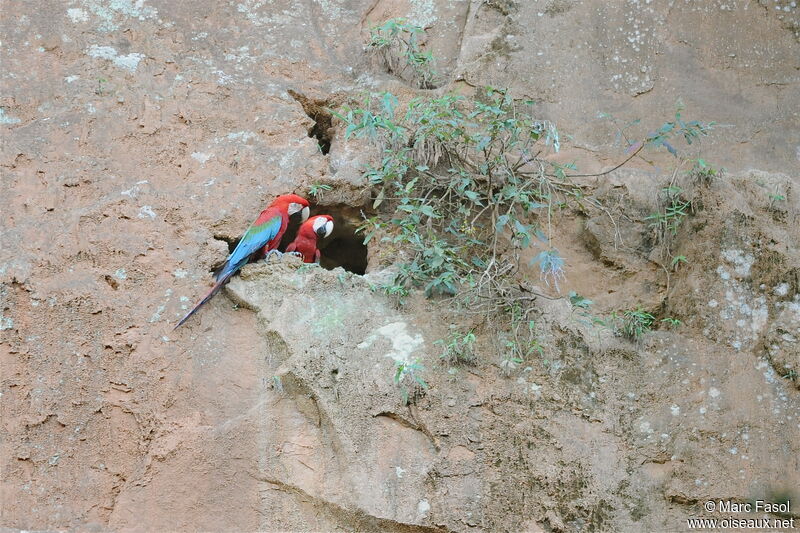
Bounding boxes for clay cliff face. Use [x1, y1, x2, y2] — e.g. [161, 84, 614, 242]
[1, 1, 798, 531]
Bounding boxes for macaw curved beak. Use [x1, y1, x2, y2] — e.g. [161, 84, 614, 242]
[315, 219, 334, 238]
[288, 202, 310, 221]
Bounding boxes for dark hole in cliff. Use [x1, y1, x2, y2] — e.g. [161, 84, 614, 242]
[214, 235, 240, 255]
[278, 204, 368, 275]
[288, 90, 333, 155]
[209, 234, 242, 276]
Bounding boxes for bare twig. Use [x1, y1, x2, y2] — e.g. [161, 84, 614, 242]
[564, 141, 645, 179]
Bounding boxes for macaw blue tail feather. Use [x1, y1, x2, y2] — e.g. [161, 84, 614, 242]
[173, 275, 229, 330]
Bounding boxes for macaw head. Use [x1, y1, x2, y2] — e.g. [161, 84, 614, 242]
[272, 193, 310, 222]
[311, 215, 334, 239]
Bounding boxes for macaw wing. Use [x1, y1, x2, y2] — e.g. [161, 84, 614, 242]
[216, 210, 282, 281]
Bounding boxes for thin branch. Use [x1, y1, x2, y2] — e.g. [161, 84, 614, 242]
[565, 141, 645, 178]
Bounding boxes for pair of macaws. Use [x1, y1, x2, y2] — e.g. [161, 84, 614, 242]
[175, 194, 335, 329]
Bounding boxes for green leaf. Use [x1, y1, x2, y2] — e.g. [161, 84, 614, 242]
[420, 204, 437, 218]
[373, 188, 386, 208]
[671, 255, 687, 267]
[382, 92, 398, 116]
[471, 256, 486, 268]
[464, 190, 482, 204]
[496, 214, 509, 232]
[569, 291, 593, 309]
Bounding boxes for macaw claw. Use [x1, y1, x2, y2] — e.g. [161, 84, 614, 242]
[265, 250, 303, 262]
[264, 249, 285, 262]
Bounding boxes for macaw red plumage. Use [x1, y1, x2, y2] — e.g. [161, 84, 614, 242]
[174, 193, 310, 329]
[286, 215, 334, 264]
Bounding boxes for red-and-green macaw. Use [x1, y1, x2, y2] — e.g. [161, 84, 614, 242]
[174, 193, 310, 329]
[286, 215, 334, 263]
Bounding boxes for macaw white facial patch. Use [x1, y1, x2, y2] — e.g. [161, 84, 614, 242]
[313, 217, 334, 237]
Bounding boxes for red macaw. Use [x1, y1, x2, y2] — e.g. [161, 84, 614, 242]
[174, 193, 310, 329]
[286, 215, 334, 263]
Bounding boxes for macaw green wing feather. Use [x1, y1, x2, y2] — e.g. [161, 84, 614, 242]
[216, 211, 282, 281]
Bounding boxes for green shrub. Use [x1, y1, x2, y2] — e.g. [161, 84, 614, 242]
[616, 308, 656, 341]
[348, 22, 713, 372]
[436, 327, 477, 366]
[338, 87, 566, 305]
[393, 357, 428, 405]
[646, 186, 691, 238]
[367, 18, 437, 89]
